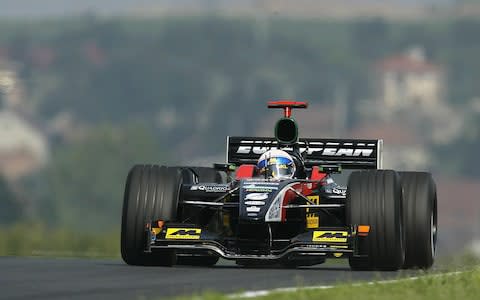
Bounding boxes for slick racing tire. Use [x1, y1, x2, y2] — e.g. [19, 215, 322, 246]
[121, 165, 182, 266]
[399, 172, 437, 269]
[347, 170, 405, 271]
[175, 167, 222, 267]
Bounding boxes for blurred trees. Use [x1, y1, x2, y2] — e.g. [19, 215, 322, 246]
[24, 124, 165, 231]
[447, 19, 480, 104]
[8, 17, 479, 138]
[0, 176, 22, 225]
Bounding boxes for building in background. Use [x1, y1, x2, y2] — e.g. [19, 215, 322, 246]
[373, 47, 446, 117]
[350, 46, 465, 170]
[0, 58, 23, 110]
[367, 47, 462, 147]
[0, 57, 49, 181]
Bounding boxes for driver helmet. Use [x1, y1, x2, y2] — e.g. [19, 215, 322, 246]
[257, 149, 296, 180]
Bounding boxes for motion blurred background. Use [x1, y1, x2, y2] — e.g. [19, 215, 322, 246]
[0, 0, 479, 259]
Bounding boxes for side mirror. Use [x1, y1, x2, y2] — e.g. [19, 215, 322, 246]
[319, 165, 342, 174]
[275, 118, 298, 145]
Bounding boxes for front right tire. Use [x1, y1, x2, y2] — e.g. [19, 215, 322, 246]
[121, 165, 182, 266]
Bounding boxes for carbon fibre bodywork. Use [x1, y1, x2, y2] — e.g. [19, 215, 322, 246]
[145, 176, 368, 264]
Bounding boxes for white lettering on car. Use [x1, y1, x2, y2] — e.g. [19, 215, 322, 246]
[246, 206, 261, 213]
[245, 193, 269, 201]
[235, 141, 374, 157]
[190, 185, 229, 192]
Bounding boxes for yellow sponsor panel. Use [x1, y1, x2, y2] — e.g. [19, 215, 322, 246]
[306, 215, 319, 229]
[313, 231, 348, 243]
[165, 228, 202, 240]
[307, 195, 320, 205]
[306, 196, 320, 228]
[306, 195, 320, 213]
[152, 228, 162, 235]
[333, 253, 344, 258]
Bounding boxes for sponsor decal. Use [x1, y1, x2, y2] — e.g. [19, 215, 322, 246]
[307, 195, 320, 205]
[245, 193, 269, 201]
[306, 196, 319, 227]
[165, 228, 202, 240]
[332, 188, 347, 196]
[151, 228, 162, 235]
[235, 140, 374, 157]
[244, 180, 279, 185]
[246, 206, 261, 213]
[303, 244, 326, 249]
[245, 200, 266, 206]
[245, 188, 276, 193]
[243, 184, 278, 190]
[190, 185, 229, 193]
[306, 195, 320, 228]
[313, 231, 348, 243]
[306, 215, 319, 229]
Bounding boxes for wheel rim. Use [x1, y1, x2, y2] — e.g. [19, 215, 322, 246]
[430, 211, 437, 258]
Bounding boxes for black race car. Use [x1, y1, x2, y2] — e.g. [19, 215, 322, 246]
[121, 101, 437, 270]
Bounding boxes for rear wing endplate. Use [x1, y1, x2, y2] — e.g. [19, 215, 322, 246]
[226, 137, 383, 170]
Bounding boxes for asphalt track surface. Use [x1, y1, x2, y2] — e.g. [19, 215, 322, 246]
[0, 257, 419, 300]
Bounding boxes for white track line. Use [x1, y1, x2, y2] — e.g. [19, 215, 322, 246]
[229, 270, 469, 299]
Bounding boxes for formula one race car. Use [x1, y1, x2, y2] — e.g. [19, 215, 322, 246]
[121, 101, 437, 270]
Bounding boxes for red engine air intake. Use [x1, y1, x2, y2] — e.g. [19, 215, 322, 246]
[268, 100, 308, 118]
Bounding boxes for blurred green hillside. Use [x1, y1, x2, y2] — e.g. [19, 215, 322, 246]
[0, 16, 479, 233]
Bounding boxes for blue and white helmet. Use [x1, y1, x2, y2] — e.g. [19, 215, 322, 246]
[257, 149, 296, 180]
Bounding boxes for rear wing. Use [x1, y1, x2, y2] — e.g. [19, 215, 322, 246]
[226, 137, 383, 169]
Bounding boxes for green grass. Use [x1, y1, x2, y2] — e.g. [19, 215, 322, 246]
[171, 267, 480, 300]
[0, 223, 119, 258]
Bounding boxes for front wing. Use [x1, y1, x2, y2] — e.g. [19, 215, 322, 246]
[145, 223, 368, 262]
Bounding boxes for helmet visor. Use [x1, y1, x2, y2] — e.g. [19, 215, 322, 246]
[258, 156, 295, 179]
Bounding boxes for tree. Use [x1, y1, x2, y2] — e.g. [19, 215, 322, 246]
[29, 123, 166, 231]
[0, 175, 22, 225]
[350, 18, 390, 60]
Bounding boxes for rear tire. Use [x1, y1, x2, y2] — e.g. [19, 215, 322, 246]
[400, 172, 437, 269]
[121, 165, 182, 266]
[346, 170, 405, 271]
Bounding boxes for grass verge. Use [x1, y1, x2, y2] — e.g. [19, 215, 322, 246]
[0, 223, 119, 258]
[172, 267, 480, 300]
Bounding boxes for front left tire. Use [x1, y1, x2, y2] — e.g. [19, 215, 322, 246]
[346, 170, 405, 271]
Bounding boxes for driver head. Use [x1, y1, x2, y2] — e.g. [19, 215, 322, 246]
[257, 149, 296, 180]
